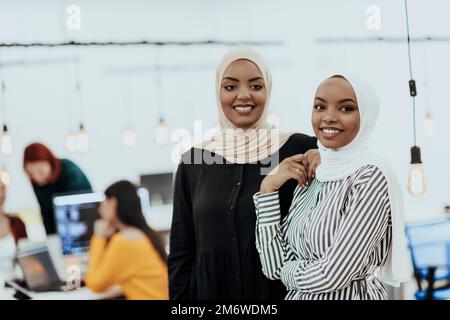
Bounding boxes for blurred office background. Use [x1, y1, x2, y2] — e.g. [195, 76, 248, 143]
[0, 0, 449, 299]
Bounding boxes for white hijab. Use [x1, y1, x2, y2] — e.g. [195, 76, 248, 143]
[199, 47, 293, 164]
[315, 74, 411, 287]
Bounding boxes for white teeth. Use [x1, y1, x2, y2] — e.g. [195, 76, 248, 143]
[322, 128, 341, 134]
[234, 106, 253, 113]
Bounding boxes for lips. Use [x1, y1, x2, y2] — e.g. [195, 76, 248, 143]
[319, 127, 344, 138]
[232, 104, 255, 114]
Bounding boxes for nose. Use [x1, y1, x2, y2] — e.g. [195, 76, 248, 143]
[236, 86, 251, 101]
[321, 108, 338, 124]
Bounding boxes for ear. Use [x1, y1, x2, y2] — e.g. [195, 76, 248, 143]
[110, 197, 118, 209]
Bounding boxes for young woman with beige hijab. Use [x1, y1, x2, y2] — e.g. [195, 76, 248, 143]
[168, 47, 319, 300]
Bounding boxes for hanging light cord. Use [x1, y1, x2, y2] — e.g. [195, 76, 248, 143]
[404, 0, 417, 146]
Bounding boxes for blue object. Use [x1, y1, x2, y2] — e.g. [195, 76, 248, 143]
[405, 218, 450, 300]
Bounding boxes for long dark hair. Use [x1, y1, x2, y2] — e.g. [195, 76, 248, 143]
[105, 180, 167, 263]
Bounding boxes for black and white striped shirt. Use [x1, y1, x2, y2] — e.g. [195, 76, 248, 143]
[254, 165, 392, 300]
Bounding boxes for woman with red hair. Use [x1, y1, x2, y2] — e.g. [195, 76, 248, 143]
[23, 142, 92, 235]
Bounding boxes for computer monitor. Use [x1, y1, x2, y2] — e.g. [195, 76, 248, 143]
[53, 192, 103, 256]
[53, 188, 151, 256]
[140, 172, 174, 205]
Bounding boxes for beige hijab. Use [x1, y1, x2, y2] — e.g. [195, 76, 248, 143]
[199, 47, 293, 164]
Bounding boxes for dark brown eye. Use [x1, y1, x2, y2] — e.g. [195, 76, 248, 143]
[340, 105, 355, 112]
[313, 104, 325, 111]
[224, 85, 235, 91]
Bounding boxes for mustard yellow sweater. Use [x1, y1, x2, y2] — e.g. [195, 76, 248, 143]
[85, 234, 168, 300]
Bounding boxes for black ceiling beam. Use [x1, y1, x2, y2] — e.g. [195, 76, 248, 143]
[0, 40, 284, 48]
[316, 36, 450, 43]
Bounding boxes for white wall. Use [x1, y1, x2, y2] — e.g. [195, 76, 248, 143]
[0, 0, 449, 223]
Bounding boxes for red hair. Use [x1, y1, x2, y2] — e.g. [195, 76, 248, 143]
[23, 143, 62, 184]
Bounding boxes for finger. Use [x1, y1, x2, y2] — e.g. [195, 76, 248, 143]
[307, 162, 316, 182]
[289, 154, 305, 163]
[290, 166, 307, 187]
[308, 165, 314, 182]
[297, 156, 309, 169]
[291, 163, 307, 177]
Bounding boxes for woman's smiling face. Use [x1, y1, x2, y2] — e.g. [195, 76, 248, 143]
[220, 59, 267, 129]
[312, 76, 361, 150]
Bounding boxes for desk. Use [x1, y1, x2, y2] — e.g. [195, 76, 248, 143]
[1, 280, 122, 300]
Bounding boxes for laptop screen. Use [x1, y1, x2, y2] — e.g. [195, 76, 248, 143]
[17, 247, 61, 291]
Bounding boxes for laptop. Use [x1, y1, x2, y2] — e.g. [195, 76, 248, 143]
[16, 246, 67, 292]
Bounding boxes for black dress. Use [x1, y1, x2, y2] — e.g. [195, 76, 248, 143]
[168, 133, 317, 300]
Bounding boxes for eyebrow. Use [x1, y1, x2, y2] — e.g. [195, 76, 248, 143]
[314, 97, 357, 104]
[222, 76, 264, 82]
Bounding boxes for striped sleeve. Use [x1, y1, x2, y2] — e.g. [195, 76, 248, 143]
[280, 168, 390, 293]
[254, 191, 290, 280]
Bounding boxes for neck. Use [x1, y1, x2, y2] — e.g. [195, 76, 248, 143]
[114, 220, 128, 231]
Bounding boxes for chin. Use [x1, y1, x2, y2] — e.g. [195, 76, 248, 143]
[318, 139, 341, 150]
[231, 120, 257, 130]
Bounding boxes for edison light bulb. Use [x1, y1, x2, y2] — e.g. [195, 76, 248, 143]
[77, 125, 90, 153]
[123, 127, 137, 147]
[155, 118, 169, 146]
[65, 132, 78, 153]
[423, 113, 435, 137]
[0, 168, 10, 186]
[407, 146, 427, 197]
[408, 163, 427, 196]
[0, 125, 13, 156]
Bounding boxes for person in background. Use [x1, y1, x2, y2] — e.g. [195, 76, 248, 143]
[168, 47, 320, 300]
[23, 142, 92, 235]
[85, 180, 169, 300]
[0, 180, 27, 274]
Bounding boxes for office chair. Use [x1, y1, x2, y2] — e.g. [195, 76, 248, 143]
[405, 218, 450, 300]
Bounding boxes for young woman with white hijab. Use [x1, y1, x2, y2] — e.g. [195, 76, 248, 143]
[168, 47, 319, 300]
[254, 74, 411, 299]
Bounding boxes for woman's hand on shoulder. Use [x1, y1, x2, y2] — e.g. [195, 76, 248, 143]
[304, 149, 321, 181]
[260, 154, 308, 194]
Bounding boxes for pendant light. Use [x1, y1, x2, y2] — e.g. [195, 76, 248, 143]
[76, 123, 90, 153]
[0, 81, 13, 156]
[65, 132, 78, 152]
[404, 0, 426, 197]
[123, 127, 137, 147]
[0, 166, 10, 187]
[423, 112, 435, 137]
[155, 115, 169, 146]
